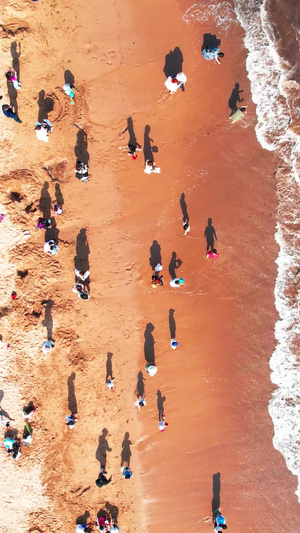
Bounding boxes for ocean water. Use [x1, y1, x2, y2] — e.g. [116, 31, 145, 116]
[183, 0, 300, 501]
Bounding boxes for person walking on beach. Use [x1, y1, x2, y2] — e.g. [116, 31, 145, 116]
[41, 339, 55, 353]
[121, 466, 133, 479]
[119, 142, 142, 160]
[170, 277, 184, 287]
[66, 413, 78, 428]
[144, 159, 161, 174]
[72, 282, 85, 294]
[145, 363, 157, 376]
[95, 468, 112, 487]
[75, 524, 93, 533]
[202, 46, 224, 64]
[44, 239, 59, 255]
[206, 249, 219, 258]
[183, 219, 190, 235]
[75, 161, 89, 182]
[151, 262, 164, 287]
[35, 119, 53, 142]
[77, 289, 90, 301]
[52, 202, 63, 215]
[165, 72, 187, 93]
[63, 83, 75, 104]
[213, 510, 227, 531]
[229, 106, 247, 123]
[37, 217, 52, 230]
[75, 269, 90, 281]
[134, 396, 146, 411]
[6, 69, 21, 89]
[2, 104, 21, 123]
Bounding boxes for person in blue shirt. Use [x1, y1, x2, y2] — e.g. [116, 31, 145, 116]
[2, 104, 21, 123]
[202, 46, 224, 64]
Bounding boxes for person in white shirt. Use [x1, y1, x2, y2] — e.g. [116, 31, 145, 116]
[144, 159, 161, 174]
[183, 219, 190, 235]
[134, 396, 146, 411]
[41, 339, 55, 354]
[170, 277, 184, 287]
[44, 239, 59, 255]
[35, 119, 53, 142]
[165, 72, 187, 93]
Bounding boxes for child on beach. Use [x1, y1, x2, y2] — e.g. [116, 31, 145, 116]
[6, 69, 21, 89]
[35, 119, 53, 142]
[52, 203, 63, 215]
[144, 160, 161, 174]
[165, 72, 187, 93]
[202, 46, 224, 64]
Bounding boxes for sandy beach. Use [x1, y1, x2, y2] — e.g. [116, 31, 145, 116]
[0, 0, 299, 532]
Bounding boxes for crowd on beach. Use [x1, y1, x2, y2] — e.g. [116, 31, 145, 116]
[0, 27, 240, 533]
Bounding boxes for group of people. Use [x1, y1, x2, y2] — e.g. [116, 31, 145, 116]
[2, 402, 37, 461]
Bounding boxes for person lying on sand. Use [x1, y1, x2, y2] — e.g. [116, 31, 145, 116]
[144, 159, 161, 174]
[35, 119, 53, 142]
[229, 106, 247, 123]
[165, 72, 187, 93]
[202, 46, 224, 64]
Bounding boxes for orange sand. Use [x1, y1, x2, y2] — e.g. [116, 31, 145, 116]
[0, 0, 299, 532]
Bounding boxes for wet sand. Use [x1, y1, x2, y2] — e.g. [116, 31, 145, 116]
[0, 0, 299, 532]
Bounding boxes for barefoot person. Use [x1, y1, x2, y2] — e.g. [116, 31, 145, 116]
[229, 106, 247, 123]
[165, 72, 187, 93]
[202, 46, 224, 64]
[214, 510, 227, 531]
[144, 160, 161, 174]
[35, 119, 53, 142]
[119, 142, 142, 160]
[2, 104, 21, 123]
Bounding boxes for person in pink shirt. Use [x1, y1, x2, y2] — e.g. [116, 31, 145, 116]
[6, 69, 21, 89]
[206, 249, 219, 258]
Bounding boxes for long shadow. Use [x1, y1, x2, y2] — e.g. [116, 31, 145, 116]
[11, 41, 21, 81]
[202, 33, 221, 51]
[76, 510, 90, 525]
[157, 390, 166, 420]
[74, 228, 90, 271]
[42, 299, 54, 340]
[67, 372, 78, 414]
[169, 251, 183, 279]
[39, 181, 52, 219]
[228, 82, 244, 112]
[204, 218, 217, 252]
[0, 390, 14, 421]
[45, 217, 60, 243]
[163, 46, 183, 77]
[74, 129, 90, 164]
[122, 116, 141, 149]
[37, 90, 54, 122]
[55, 183, 64, 207]
[136, 371, 145, 397]
[64, 69, 75, 86]
[96, 428, 112, 470]
[149, 240, 162, 270]
[144, 323, 155, 364]
[121, 431, 132, 466]
[106, 352, 113, 381]
[7, 79, 18, 115]
[180, 192, 189, 222]
[105, 502, 119, 523]
[169, 308, 176, 339]
[212, 472, 221, 513]
[143, 125, 158, 163]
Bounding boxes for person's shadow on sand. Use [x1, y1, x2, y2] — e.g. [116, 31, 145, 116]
[45, 217, 59, 243]
[74, 228, 90, 272]
[144, 322, 155, 364]
[55, 183, 64, 207]
[169, 308, 176, 339]
[136, 371, 145, 397]
[0, 390, 14, 421]
[121, 431, 132, 466]
[204, 218, 217, 252]
[202, 33, 221, 52]
[122, 116, 141, 149]
[228, 82, 244, 112]
[67, 372, 78, 414]
[39, 181, 52, 219]
[96, 428, 112, 470]
[37, 90, 54, 123]
[42, 299, 54, 340]
[106, 352, 113, 382]
[105, 502, 119, 523]
[163, 46, 184, 77]
[212, 472, 221, 513]
[76, 510, 90, 526]
[143, 125, 158, 162]
[64, 69, 75, 86]
[11, 41, 21, 81]
[169, 251, 182, 279]
[157, 389, 166, 420]
[180, 192, 189, 223]
[149, 240, 162, 270]
[74, 128, 90, 165]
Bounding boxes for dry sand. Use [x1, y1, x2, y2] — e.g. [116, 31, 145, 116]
[0, 0, 299, 532]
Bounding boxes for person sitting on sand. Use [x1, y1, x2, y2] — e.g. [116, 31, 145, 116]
[41, 339, 55, 354]
[134, 396, 146, 411]
[95, 469, 112, 488]
[44, 239, 59, 255]
[6, 69, 21, 89]
[121, 466, 133, 479]
[144, 159, 161, 174]
[2, 104, 21, 123]
[214, 510, 227, 532]
[202, 46, 224, 64]
[206, 249, 219, 258]
[75, 269, 90, 281]
[66, 413, 78, 428]
[183, 219, 190, 235]
[35, 119, 53, 142]
[229, 106, 247, 123]
[75, 161, 89, 182]
[165, 72, 187, 93]
[37, 217, 52, 230]
[72, 282, 85, 294]
[170, 277, 184, 287]
[52, 203, 63, 215]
